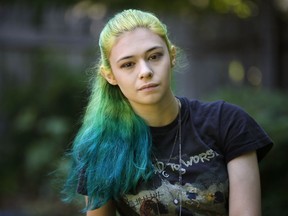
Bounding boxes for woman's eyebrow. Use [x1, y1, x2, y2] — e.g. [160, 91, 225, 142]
[116, 46, 164, 63]
[116, 55, 133, 63]
[146, 46, 163, 53]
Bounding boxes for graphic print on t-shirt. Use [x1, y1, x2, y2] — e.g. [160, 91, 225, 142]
[122, 148, 229, 216]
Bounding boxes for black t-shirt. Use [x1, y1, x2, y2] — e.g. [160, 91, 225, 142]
[79, 97, 273, 216]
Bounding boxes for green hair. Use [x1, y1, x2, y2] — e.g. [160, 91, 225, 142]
[62, 9, 174, 211]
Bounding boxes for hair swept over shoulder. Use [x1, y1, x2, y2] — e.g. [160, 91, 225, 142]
[62, 9, 174, 211]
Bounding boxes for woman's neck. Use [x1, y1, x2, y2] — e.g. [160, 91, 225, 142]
[130, 96, 180, 127]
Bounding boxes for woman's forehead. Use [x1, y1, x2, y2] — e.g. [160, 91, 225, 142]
[110, 28, 167, 61]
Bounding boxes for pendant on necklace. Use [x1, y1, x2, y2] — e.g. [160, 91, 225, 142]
[173, 198, 179, 205]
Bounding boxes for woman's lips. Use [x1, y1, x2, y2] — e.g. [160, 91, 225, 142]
[138, 83, 159, 91]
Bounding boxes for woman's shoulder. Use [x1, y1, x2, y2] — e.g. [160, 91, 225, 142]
[179, 96, 245, 116]
[179, 97, 223, 116]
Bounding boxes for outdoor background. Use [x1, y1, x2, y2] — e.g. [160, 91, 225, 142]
[0, 0, 288, 215]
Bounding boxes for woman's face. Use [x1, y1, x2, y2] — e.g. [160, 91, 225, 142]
[106, 28, 174, 108]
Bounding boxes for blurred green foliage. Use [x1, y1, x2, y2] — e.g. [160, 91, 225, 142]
[2, 0, 261, 19]
[0, 49, 90, 215]
[204, 87, 288, 215]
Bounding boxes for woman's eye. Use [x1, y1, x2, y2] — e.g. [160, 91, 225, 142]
[120, 62, 135, 69]
[148, 52, 163, 61]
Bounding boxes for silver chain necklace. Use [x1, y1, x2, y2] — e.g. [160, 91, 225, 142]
[178, 98, 182, 216]
[152, 98, 182, 216]
[152, 127, 179, 178]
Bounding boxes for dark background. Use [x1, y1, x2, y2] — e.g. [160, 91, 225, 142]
[0, 0, 287, 215]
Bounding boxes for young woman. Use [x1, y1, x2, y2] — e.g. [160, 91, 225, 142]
[63, 9, 273, 216]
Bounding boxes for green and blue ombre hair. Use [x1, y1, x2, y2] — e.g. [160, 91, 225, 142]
[62, 9, 175, 211]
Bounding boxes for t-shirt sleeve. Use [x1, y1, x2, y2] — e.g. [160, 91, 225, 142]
[218, 102, 273, 163]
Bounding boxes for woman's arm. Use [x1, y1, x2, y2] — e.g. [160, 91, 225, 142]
[227, 151, 261, 216]
[85, 196, 116, 216]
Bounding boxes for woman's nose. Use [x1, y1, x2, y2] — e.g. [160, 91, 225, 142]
[139, 61, 153, 79]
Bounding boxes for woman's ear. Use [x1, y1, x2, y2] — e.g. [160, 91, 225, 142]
[100, 67, 118, 85]
[170, 46, 176, 67]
